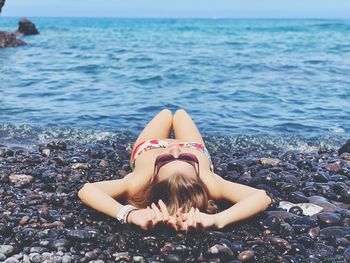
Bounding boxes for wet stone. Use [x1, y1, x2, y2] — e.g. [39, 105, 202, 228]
[71, 163, 90, 170]
[343, 247, 350, 262]
[164, 254, 183, 262]
[29, 253, 42, 263]
[297, 235, 315, 248]
[288, 192, 309, 203]
[237, 250, 255, 262]
[338, 139, 350, 155]
[41, 148, 51, 157]
[113, 252, 130, 261]
[9, 174, 33, 184]
[317, 212, 342, 227]
[4, 257, 20, 263]
[259, 157, 280, 167]
[320, 226, 350, 239]
[0, 245, 15, 257]
[289, 206, 304, 216]
[46, 140, 67, 150]
[325, 161, 342, 173]
[314, 243, 335, 258]
[259, 215, 282, 231]
[48, 238, 71, 249]
[207, 244, 233, 259]
[312, 171, 331, 182]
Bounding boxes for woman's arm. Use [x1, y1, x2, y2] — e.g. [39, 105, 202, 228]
[77, 174, 132, 219]
[212, 174, 272, 229]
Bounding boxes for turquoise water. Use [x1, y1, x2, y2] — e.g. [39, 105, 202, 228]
[0, 18, 349, 147]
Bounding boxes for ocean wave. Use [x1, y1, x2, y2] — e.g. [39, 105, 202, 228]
[0, 123, 346, 153]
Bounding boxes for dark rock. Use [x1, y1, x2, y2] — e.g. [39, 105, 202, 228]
[259, 215, 282, 231]
[297, 235, 315, 248]
[312, 171, 331, 182]
[325, 161, 341, 173]
[0, 31, 26, 48]
[48, 238, 71, 249]
[343, 246, 350, 262]
[289, 206, 304, 216]
[290, 242, 306, 255]
[291, 216, 318, 227]
[16, 18, 39, 35]
[46, 140, 67, 150]
[339, 139, 350, 155]
[317, 212, 341, 227]
[164, 254, 183, 262]
[237, 250, 255, 262]
[288, 191, 309, 203]
[320, 226, 350, 239]
[268, 237, 291, 252]
[0, 0, 5, 13]
[207, 244, 233, 260]
[314, 242, 335, 258]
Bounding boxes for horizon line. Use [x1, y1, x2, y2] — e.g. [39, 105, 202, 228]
[1, 15, 350, 20]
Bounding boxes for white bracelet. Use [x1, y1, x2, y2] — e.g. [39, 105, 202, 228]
[116, 205, 138, 224]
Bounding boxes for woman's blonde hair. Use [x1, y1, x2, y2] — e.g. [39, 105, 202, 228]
[128, 171, 210, 215]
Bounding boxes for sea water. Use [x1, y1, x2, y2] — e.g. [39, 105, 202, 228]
[0, 18, 349, 149]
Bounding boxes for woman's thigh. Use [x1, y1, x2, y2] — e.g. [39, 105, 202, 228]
[132, 109, 173, 150]
[172, 109, 205, 144]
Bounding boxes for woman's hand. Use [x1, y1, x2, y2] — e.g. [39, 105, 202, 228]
[179, 207, 218, 231]
[127, 200, 181, 231]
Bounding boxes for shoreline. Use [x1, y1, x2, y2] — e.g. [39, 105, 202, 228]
[1, 137, 350, 262]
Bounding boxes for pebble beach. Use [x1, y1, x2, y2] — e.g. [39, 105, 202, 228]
[1, 134, 350, 262]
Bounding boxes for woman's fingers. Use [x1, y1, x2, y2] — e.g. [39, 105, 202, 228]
[158, 199, 170, 222]
[187, 207, 195, 230]
[146, 206, 154, 229]
[176, 208, 186, 230]
[151, 202, 162, 223]
[158, 200, 179, 230]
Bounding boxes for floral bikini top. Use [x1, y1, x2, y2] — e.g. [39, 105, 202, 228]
[130, 139, 214, 172]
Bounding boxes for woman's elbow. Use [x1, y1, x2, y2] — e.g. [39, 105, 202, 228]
[257, 190, 272, 208]
[78, 183, 91, 199]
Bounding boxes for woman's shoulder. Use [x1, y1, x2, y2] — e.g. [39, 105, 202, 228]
[123, 170, 153, 196]
[200, 171, 222, 200]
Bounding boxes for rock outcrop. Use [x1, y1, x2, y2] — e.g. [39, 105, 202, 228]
[0, 31, 26, 48]
[0, 0, 5, 14]
[0, 0, 27, 48]
[339, 139, 350, 155]
[15, 18, 39, 35]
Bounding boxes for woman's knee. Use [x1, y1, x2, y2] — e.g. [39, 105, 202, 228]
[174, 109, 188, 117]
[160, 108, 173, 117]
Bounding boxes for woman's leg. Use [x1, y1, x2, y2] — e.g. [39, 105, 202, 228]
[172, 109, 205, 144]
[132, 109, 173, 152]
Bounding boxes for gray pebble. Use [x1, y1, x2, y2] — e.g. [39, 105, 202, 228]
[22, 254, 30, 263]
[29, 253, 42, 263]
[4, 257, 20, 263]
[42, 148, 51, 157]
[0, 253, 6, 261]
[29, 247, 47, 254]
[0, 245, 14, 257]
[62, 255, 72, 263]
[41, 252, 52, 261]
[51, 255, 63, 263]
